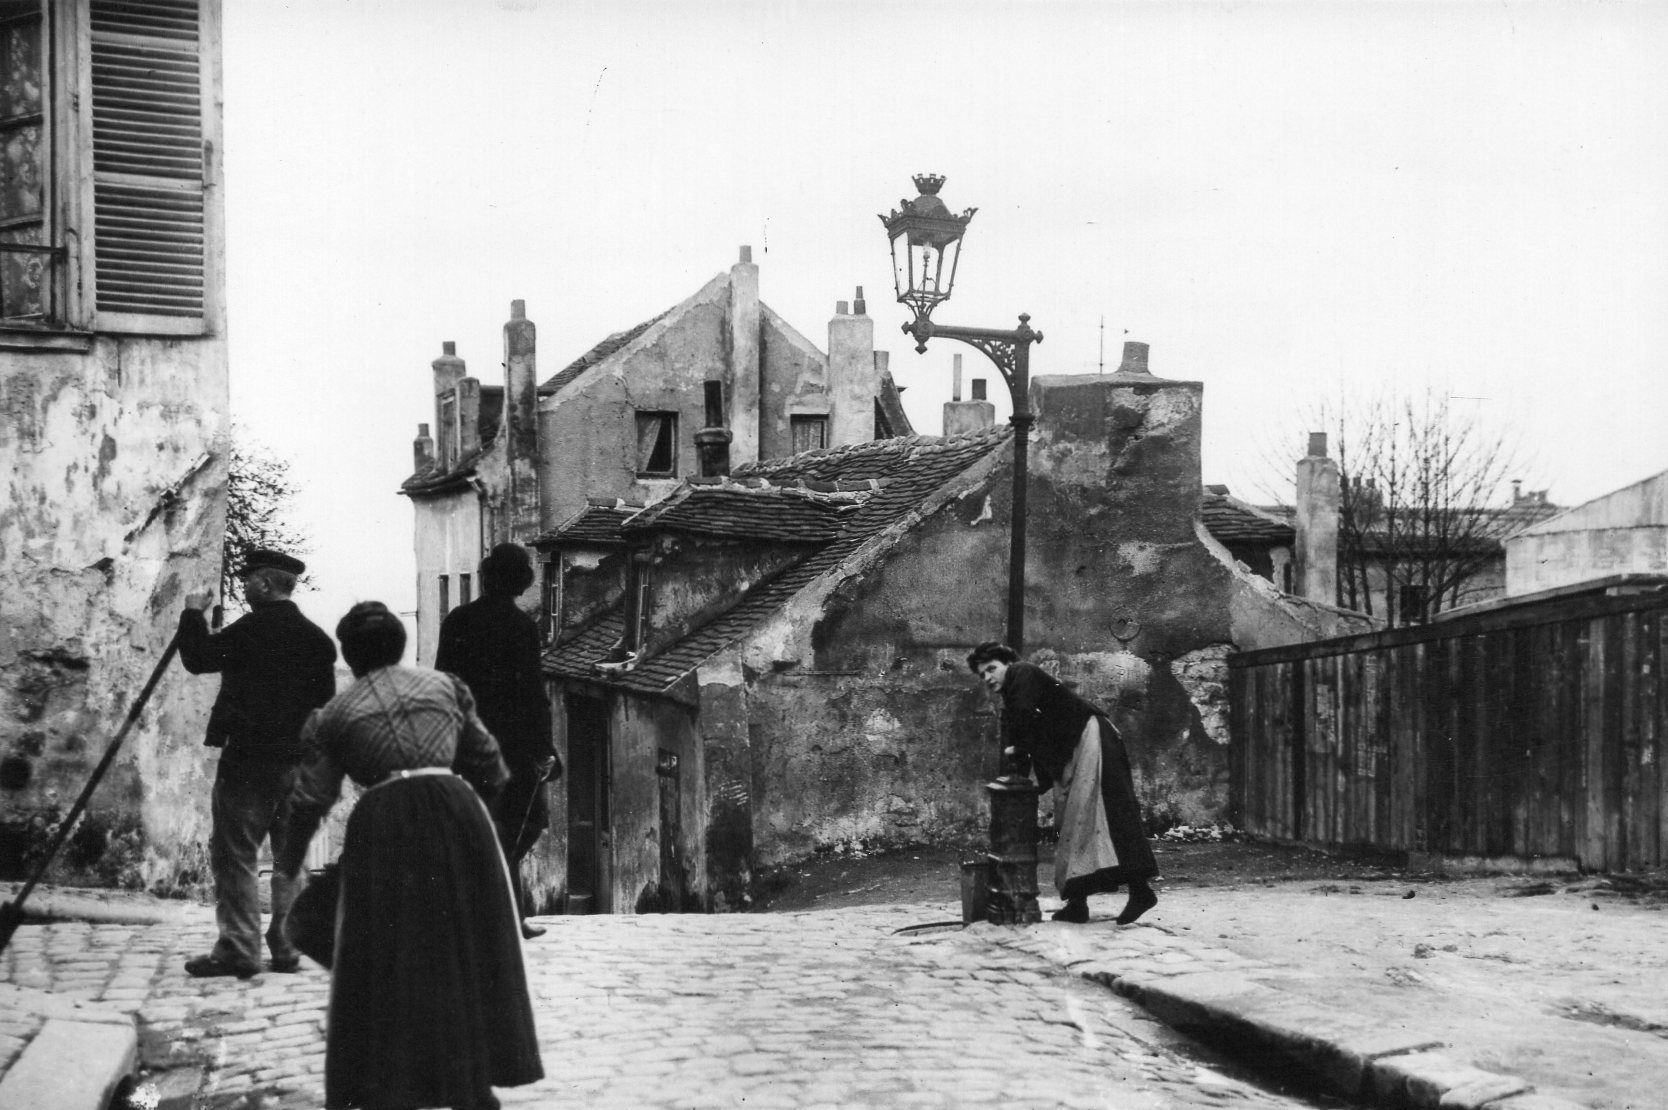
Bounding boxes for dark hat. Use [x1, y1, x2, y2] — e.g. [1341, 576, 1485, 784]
[239, 548, 306, 576]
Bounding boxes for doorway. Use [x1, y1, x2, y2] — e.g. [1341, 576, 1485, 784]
[565, 693, 611, 913]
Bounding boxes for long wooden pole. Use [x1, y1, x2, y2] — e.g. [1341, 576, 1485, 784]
[0, 630, 182, 954]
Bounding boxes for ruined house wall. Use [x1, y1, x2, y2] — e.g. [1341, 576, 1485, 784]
[640, 536, 805, 659]
[538, 299, 729, 529]
[0, 336, 227, 889]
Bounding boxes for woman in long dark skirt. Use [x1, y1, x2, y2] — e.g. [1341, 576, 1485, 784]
[276, 602, 543, 1110]
[967, 641, 1159, 925]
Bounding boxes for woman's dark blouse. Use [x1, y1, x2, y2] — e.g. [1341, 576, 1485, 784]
[1000, 662, 1114, 790]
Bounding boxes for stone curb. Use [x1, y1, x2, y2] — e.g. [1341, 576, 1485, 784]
[2, 884, 201, 927]
[967, 924, 1589, 1110]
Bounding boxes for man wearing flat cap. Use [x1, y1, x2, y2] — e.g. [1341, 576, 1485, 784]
[177, 548, 337, 978]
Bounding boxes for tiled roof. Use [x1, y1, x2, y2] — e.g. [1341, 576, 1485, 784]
[533, 502, 640, 548]
[538, 312, 670, 396]
[621, 480, 875, 544]
[545, 426, 1012, 697]
[400, 443, 492, 497]
[1202, 491, 1294, 546]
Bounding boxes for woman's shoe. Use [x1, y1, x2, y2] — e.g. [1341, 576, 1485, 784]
[1116, 883, 1158, 925]
[520, 921, 546, 940]
[1050, 899, 1089, 924]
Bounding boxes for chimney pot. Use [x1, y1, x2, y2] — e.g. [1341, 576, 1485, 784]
[510, 299, 526, 319]
[418, 423, 430, 436]
[1116, 340, 1150, 375]
[971, 378, 987, 401]
[853, 286, 866, 314]
[442, 341, 456, 356]
[873, 350, 890, 374]
[1308, 432, 1328, 458]
[952, 353, 963, 401]
[836, 300, 849, 315]
[739, 245, 752, 263]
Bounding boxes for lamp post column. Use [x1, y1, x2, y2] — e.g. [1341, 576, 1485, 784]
[1006, 338, 1031, 656]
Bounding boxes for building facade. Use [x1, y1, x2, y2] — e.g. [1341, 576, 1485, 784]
[0, 0, 228, 887]
[399, 249, 911, 665]
[531, 350, 1377, 914]
[1505, 469, 1668, 596]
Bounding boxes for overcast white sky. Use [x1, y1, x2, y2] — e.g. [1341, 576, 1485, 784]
[222, 0, 1668, 627]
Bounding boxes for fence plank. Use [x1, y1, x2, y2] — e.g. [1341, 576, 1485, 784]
[1228, 590, 1668, 870]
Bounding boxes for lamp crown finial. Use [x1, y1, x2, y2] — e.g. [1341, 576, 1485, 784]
[912, 173, 946, 196]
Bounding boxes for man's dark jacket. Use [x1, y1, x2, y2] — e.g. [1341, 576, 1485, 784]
[434, 595, 555, 768]
[177, 600, 337, 764]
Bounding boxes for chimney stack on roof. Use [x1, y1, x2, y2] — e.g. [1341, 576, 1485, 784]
[695, 379, 734, 477]
[952, 353, 963, 402]
[1117, 340, 1151, 375]
[1295, 431, 1340, 604]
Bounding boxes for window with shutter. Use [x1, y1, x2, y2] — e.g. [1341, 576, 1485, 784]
[89, 0, 209, 330]
[0, 2, 59, 325]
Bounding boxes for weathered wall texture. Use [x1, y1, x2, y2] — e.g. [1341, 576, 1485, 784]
[539, 285, 731, 529]
[1506, 470, 1668, 595]
[757, 308, 829, 460]
[640, 536, 804, 659]
[0, 336, 228, 889]
[706, 368, 1380, 870]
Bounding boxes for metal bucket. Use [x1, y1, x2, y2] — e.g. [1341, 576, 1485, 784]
[960, 860, 991, 924]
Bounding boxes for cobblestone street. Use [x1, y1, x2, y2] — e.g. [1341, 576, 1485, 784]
[2, 901, 1335, 1110]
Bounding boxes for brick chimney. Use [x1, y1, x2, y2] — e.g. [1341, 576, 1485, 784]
[943, 353, 995, 434]
[503, 300, 541, 543]
[412, 422, 435, 473]
[726, 246, 761, 466]
[827, 286, 877, 447]
[1295, 432, 1339, 604]
[431, 341, 478, 468]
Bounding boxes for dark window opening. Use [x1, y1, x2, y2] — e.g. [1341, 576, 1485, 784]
[459, 572, 472, 606]
[438, 574, 450, 615]
[636, 411, 677, 477]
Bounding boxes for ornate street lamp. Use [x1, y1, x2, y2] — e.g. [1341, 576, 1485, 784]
[881, 174, 1042, 925]
[879, 174, 1042, 654]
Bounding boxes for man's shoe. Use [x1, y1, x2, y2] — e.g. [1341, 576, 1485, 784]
[520, 921, 547, 940]
[184, 954, 256, 979]
[266, 955, 302, 974]
[1050, 900, 1090, 924]
[1116, 884, 1159, 925]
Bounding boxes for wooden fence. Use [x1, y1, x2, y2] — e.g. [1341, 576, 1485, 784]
[1229, 585, 1668, 871]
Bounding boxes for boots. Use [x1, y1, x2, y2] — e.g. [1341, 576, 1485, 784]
[1116, 879, 1158, 925]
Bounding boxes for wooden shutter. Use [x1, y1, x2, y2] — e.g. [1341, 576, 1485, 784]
[89, 0, 207, 327]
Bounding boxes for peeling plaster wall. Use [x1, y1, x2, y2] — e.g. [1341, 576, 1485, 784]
[540, 302, 727, 527]
[726, 371, 1386, 867]
[757, 306, 829, 460]
[608, 695, 701, 914]
[1, 335, 227, 888]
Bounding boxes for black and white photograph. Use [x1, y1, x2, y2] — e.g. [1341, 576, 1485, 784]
[2, 2, 1666, 1108]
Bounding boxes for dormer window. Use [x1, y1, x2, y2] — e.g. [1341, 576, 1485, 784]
[635, 411, 677, 478]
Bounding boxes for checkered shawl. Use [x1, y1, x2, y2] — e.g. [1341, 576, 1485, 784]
[279, 666, 510, 871]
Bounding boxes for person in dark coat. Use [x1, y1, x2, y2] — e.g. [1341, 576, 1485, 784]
[967, 641, 1159, 925]
[177, 548, 337, 977]
[434, 543, 559, 939]
[276, 602, 543, 1110]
